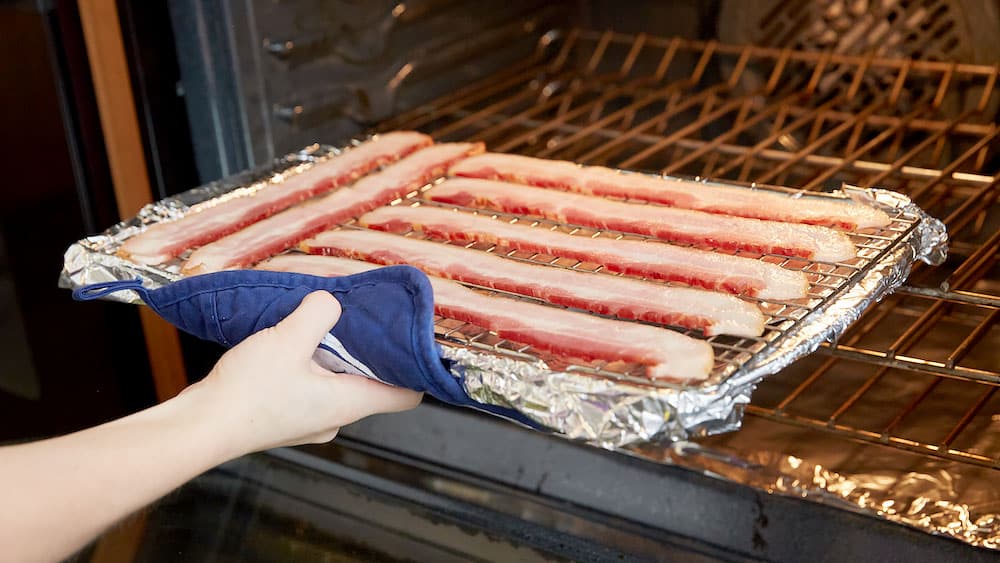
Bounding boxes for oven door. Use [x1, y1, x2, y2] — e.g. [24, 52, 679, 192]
[97, 443, 738, 562]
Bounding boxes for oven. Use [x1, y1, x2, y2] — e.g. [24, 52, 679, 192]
[66, 0, 1000, 560]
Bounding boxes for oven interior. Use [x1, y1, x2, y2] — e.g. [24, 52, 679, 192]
[122, 0, 1000, 559]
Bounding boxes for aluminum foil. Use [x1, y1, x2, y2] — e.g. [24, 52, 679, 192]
[629, 416, 1000, 550]
[59, 142, 947, 448]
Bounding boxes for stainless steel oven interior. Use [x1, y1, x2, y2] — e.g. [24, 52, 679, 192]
[160, 0, 1000, 559]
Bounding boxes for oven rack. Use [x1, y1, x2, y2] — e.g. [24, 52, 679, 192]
[324, 179, 921, 390]
[380, 29, 1000, 467]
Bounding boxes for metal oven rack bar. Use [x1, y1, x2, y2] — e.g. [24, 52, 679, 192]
[380, 30, 1000, 468]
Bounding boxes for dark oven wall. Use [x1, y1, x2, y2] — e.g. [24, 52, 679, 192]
[162, 0, 718, 184]
[167, 0, 569, 182]
[133, 0, 999, 189]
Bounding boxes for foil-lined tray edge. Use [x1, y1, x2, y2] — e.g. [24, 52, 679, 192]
[59, 142, 947, 449]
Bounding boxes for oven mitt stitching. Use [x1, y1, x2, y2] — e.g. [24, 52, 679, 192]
[211, 292, 228, 346]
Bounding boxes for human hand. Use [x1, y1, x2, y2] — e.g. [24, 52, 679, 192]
[188, 291, 422, 455]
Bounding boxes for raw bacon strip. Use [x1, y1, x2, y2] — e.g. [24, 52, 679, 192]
[120, 132, 432, 264]
[359, 204, 808, 300]
[450, 153, 891, 230]
[182, 142, 484, 274]
[428, 178, 857, 263]
[300, 228, 765, 337]
[258, 254, 715, 381]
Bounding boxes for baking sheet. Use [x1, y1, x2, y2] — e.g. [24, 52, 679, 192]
[64, 137, 990, 548]
[59, 139, 947, 448]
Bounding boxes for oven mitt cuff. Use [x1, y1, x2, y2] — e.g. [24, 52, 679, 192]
[73, 267, 535, 425]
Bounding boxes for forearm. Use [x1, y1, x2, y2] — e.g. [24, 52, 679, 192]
[0, 291, 420, 563]
[0, 386, 242, 563]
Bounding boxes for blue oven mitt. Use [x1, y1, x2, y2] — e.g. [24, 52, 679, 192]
[73, 266, 534, 425]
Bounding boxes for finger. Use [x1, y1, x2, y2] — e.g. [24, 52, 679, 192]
[273, 291, 342, 354]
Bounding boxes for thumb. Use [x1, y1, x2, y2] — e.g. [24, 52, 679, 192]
[328, 374, 424, 422]
[273, 291, 342, 354]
